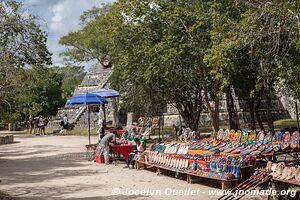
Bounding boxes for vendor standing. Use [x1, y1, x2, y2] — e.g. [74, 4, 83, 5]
[97, 120, 106, 142]
[96, 132, 115, 165]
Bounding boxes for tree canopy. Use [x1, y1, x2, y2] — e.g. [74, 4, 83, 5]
[0, 1, 85, 125]
[60, 0, 300, 131]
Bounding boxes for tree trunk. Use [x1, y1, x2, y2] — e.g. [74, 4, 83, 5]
[226, 90, 240, 130]
[179, 108, 200, 131]
[203, 88, 220, 133]
[177, 102, 201, 132]
[264, 73, 274, 132]
[198, 56, 220, 134]
[256, 78, 266, 131]
[248, 99, 256, 130]
[111, 98, 119, 127]
[254, 98, 265, 131]
[213, 98, 220, 133]
[266, 97, 274, 132]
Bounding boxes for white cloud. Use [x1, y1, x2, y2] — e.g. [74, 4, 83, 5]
[21, 0, 114, 66]
[47, 0, 113, 65]
[48, 0, 114, 34]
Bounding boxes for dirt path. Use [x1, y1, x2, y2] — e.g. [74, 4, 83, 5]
[0, 135, 223, 200]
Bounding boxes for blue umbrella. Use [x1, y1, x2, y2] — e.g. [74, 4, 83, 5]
[92, 87, 120, 98]
[66, 93, 108, 106]
[65, 93, 108, 144]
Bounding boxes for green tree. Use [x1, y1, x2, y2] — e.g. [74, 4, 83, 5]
[10, 66, 64, 118]
[206, 0, 300, 131]
[59, 0, 300, 131]
[53, 65, 86, 100]
[0, 0, 52, 120]
[110, 0, 213, 131]
[59, 3, 119, 67]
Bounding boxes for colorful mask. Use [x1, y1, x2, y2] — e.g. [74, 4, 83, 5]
[291, 131, 299, 149]
[272, 131, 282, 152]
[282, 131, 291, 150]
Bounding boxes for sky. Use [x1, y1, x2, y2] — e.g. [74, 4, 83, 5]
[19, 0, 114, 66]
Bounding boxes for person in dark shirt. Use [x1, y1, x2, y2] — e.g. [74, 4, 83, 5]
[33, 117, 39, 135]
[125, 138, 144, 168]
[41, 117, 48, 135]
[97, 122, 106, 142]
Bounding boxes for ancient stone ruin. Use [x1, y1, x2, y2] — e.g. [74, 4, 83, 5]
[51, 64, 114, 128]
[51, 64, 295, 129]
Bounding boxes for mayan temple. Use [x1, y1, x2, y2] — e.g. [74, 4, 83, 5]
[54, 64, 114, 128]
[53, 63, 294, 129]
[163, 90, 291, 128]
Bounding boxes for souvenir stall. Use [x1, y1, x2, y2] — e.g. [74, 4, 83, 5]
[109, 129, 126, 137]
[224, 160, 300, 200]
[268, 160, 300, 199]
[110, 142, 133, 164]
[135, 129, 300, 191]
[217, 130, 300, 199]
[219, 169, 272, 200]
[255, 130, 300, 160]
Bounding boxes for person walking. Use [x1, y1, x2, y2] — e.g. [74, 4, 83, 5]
[33, 117, 39, 135]
[40, 116, 48, 135]
[62, 114, 68, 134]
[38, 116, 45, 135]
[28, 116, 33, 134]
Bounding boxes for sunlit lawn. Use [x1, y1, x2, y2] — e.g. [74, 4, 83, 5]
[274, 118, 299, 129]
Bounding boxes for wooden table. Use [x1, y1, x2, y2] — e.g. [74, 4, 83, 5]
[257, 149, 300, 161]
[134, 159, 238, 189]
[110, 144, 133, 165]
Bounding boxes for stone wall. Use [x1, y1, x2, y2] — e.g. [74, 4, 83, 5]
[0, 135, 14, 145]
[277, 94, 298, 120]
[162, 93, 291, 128]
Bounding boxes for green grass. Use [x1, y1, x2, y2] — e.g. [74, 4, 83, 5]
[0, 130, 27, 135]
[274, 119, 299, 129]
[67, 128, 98, 136]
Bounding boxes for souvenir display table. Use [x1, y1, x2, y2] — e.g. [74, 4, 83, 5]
[271, 178, 300, 186]
[219, 171, 272, 200]
[109, 129, 126, 137]
[267, 161, 300, 200]
[134, 158, 239, 189]
[135, 129, 300, 192]
[110, 143, 133, 163]
[256, 148, 300, 160]
[269, 178, 300, 200]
